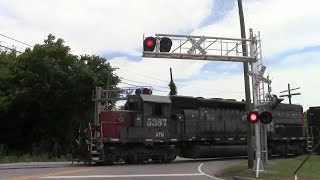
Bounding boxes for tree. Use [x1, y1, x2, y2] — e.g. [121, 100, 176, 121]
[168, 81, 177, 95]
[0, 34, 120, 156]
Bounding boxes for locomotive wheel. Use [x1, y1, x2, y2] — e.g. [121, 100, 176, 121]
[125, 155, 138, 164]
[163, 152, 176, 163]
[104, 154, 115, 165]
[278, 145, 287, 157]
[293, 143, 303, 156]
[137, 153, 146, 164]
[151, 156, 161, 163]
[161, 154, 168, 163]
[95, 161, 104, 165]
[267, 148, 273, 159]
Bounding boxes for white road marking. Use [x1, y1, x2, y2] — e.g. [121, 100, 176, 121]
[198, 163, 225, 180]
[41, 174, 203, 179]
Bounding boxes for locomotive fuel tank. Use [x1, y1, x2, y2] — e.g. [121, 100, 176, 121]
[180, 145, 247, 158]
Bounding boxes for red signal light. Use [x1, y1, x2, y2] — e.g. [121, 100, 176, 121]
[146, 39, 154, 46]
[247, 111, 259, 124]
[250, 113, 258, 121]
[143, 37, 156, 51]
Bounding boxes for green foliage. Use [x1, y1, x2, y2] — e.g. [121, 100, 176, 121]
[168, 80, 177, 95]
[0, 34, 120, 157]
[219, 155, 320, 180]
[0, 154, 72, 164]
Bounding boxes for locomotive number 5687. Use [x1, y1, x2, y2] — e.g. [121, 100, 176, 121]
[146, 118, 167, 127]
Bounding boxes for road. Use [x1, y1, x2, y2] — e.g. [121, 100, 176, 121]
[0, 157, 245, 180]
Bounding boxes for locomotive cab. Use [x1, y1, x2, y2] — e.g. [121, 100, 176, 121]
[122, 94, 172, 141]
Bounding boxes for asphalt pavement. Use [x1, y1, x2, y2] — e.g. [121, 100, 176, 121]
[0, 157, 245, 180]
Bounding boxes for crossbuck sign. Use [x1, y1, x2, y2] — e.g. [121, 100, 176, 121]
[248, 65, 271, 89]
[187, 36, 207, 55]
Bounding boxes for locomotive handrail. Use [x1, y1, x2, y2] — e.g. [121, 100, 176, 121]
[100, 122, 104, 147]
[100, 122, 126, 124]
[311, 126, 320, 137]
[88, 122, 93, 152]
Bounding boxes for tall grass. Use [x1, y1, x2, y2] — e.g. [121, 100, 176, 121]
[0, 153, 72, 164]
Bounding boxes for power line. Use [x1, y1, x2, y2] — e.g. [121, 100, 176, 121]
[119, 82, 142, 87]
[0, 44, 22, 53]
[153, 89, 170, 93]
[119, 81, 169, 93]
[216, 0, 239, 37]
[115, 66, 244, 94]
[0, 33, 33, 47]
[233, 0, 253, 30]
[121, 77, 169, 89]
[116, 66, 170, 83]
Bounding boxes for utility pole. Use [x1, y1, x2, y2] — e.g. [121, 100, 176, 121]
[237, 0, 253, 169]
[169, 67, 177, 95]
[279, 83, 301, 104]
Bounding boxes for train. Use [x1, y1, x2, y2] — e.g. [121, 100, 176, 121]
[75, 88, 320, 165]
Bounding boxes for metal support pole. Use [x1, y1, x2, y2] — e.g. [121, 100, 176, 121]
[107, 80, 109, 110]
[250, 29, 264, 175]
[288, 83, 292, 104]
[95, 87, 102, 125]
[237, 0, 253, 169]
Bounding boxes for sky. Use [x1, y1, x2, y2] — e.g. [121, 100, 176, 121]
[0, 0, 319, 111]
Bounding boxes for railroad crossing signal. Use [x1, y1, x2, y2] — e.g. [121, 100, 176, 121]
[247, 110, 273, 124]
[143, 36, 172, 52]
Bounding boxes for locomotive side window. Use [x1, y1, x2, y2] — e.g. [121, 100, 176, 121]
[154, 103, 163, 116]
[144, 103, 152, 116]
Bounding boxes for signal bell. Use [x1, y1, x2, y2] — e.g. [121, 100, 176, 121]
[143, 36, 172, 52]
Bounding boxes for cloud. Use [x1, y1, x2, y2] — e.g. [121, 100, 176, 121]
[0, 0, 213, 55]
[192, 0, 320, 58]
[266, 50, 320, 110]
[1, 0, 319, 111]
[110, 56, 208, 81]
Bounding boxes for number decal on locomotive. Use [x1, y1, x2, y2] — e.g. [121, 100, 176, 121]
[147, 118, 167, 127]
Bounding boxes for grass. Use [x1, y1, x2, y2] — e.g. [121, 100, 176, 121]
[218, 155, 320, 180]
[0, 154, 72, 164]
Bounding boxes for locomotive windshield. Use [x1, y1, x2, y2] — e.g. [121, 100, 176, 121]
[125, 96, 142, 111]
